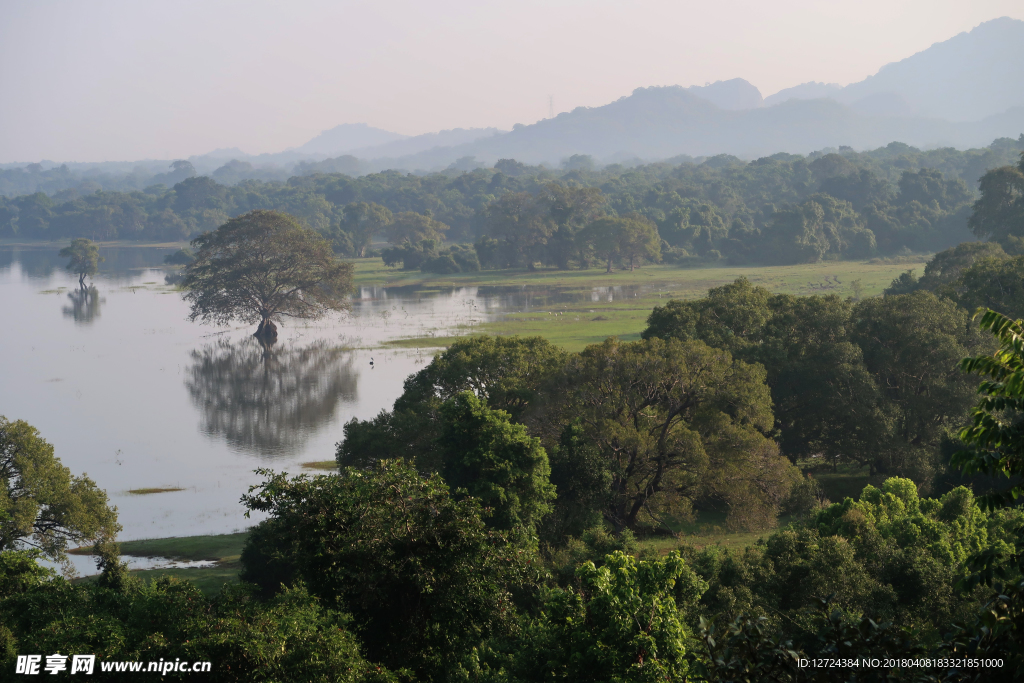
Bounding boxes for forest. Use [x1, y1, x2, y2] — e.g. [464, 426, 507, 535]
[3, 137, 1024, 270]
[4, 148, 1024, 681]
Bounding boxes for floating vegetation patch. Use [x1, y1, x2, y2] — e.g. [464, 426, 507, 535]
[301, 460, 338, 470]
[127, 486, 186, 495]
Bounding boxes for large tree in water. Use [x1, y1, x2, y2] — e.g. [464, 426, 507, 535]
[182, 210, 354, 340]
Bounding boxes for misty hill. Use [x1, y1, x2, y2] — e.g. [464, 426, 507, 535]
[352, 127, 506, 159]
[294, 123, 407, 156]
[381, 86, 1024, 167]
[685, 78, 763, 110]
[766, 17, 1024, 121]
[764, 82, 841, 107]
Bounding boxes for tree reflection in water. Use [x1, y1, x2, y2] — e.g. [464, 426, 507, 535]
[62, 286, 103, 324]
[185, 337, 358, 456]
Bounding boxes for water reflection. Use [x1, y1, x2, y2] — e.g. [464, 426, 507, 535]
[62, 286, 103, 325]
[185, 337, 358, 456]
[0, 245, 177, 281]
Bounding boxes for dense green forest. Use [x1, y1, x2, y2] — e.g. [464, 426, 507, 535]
[5, 142, 1024, 680]
[3, 137, 1024, 269]
[6, 244, 1024, 680]
[3, 306, 1024, 680]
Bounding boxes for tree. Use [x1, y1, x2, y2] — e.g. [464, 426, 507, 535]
[383, 211, 448, 245]
[485, 192, 552, 270]
[581, 217, 623, 272]
[58, 238, 103, 288]
[181, 210, 353, 340]
[0, 417, 120, 566]
[643, 279, 879, 469]
[537, 337, 799, 531]
[505, 551, 702, 682]
[537, 182, 606, 269]
[436, 392, 555, 533]
[617, 214, 661, 270]
[954, 309, 1024, 508]
[968, 154, 1024, 243]
[239, 460, 536, 679]
[341, 202, 392, 257]
[851, 291, 983, 480]
[338, 335, 567, 468]
[948, 255, 1024, 321]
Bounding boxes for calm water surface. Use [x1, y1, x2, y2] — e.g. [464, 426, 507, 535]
[2, 245, 649, 567]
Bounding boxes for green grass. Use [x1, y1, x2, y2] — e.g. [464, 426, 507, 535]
[71, 533, 250, 597]
[301, 460, 339, 470]
[76, 565, 241, 598]
[353, 258, 927, 352]
[80, 532, 251, 563]
[127, 486, 185, 495]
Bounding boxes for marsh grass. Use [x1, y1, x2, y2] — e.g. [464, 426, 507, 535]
[77, 565, 241, 597]
[353, 258, 927, 352]
[127, 487, 185, 495]
[301, 460, 339, 470]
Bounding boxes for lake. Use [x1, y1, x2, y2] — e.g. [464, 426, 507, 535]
[2, 244, 649, 569]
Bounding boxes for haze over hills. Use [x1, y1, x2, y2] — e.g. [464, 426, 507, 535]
[4, 17, 1023, 183]
[365, 87, 1024, 168]
[294, 123, 408, 156]
[765, 16, 1024, 120]
[238, 17, 1024, 171]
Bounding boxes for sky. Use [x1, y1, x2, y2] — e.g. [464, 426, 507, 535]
[1, 0, 1021, 163]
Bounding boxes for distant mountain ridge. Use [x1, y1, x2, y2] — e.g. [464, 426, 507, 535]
[34, 17, 1022, 178]
[294, 123, 407, 156]
[377, 87, 1024, 168]
[765, 17, 1024, 121]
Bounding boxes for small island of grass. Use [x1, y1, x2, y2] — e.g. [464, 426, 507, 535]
[301, 460, 338, 470]
[127, 486, 185, 495]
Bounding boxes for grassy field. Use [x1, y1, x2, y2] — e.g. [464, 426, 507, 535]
[359, 257, 927, 352]
[72, 533, 248, 597]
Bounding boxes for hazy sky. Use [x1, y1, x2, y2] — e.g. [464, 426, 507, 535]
[1, 0, 1021, 163]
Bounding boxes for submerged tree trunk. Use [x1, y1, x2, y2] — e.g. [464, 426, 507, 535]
[254, 317, 278, 342]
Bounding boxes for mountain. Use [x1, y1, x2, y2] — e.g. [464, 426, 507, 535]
[375, 86, 1024, 168]
[685, 79, 763, 110]
[763, 82, 842, 107]
[353, 127, 506, 159]
[761, 18, 1024, 122]
[293, 123, 407, 156]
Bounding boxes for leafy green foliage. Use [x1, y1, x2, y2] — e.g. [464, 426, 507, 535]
[644, 280, 984, 482]
[954, 309, 1024, 508]
[59, 238, 103, 287]
[0, 573, 394, 683]
[969, 153, 1024, 243]
[693, 478, 1020, 636]
[536, 336, 799, 531]
[338, 336, 567, 468]
[851, 291, 983, 480]
[182, 210, 354, 335]
[240, 460, 540, 679]
[0, 417, 119, 565]
[437, 392, 555, 533]
[643, 279, 879, 469]
[497, 551, 702, 683]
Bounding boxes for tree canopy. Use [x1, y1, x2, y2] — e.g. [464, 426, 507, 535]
[181, 210, 353, 339]
[0, 417, 119, 565]
[58, 238, 103, 287]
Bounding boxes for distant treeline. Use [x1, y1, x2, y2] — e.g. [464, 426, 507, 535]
[3, 138, 1024, 268]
